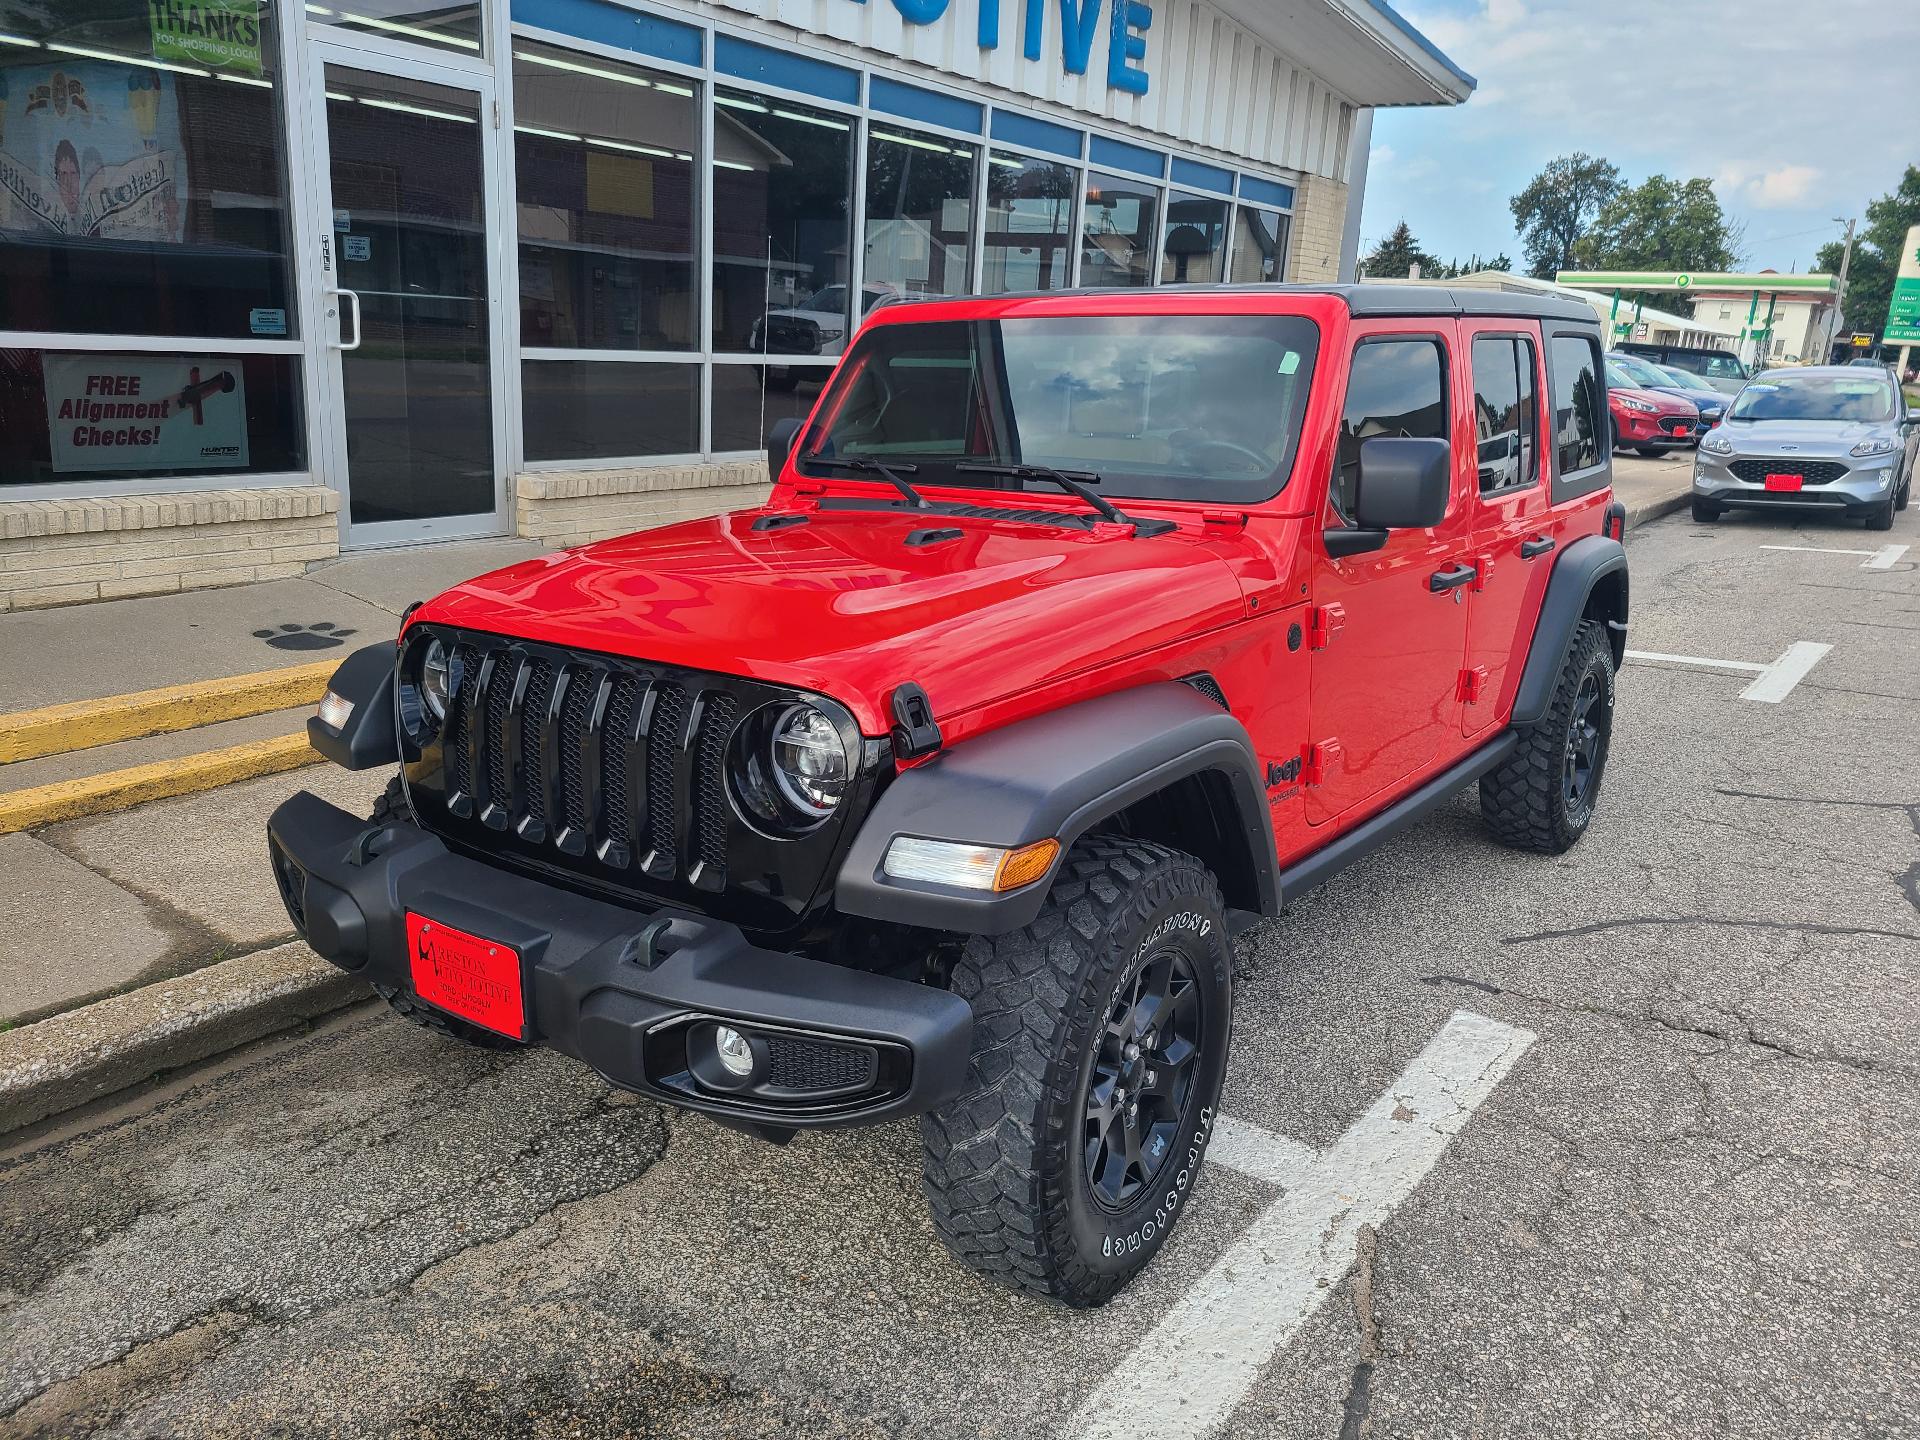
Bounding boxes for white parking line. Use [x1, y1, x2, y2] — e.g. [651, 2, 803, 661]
[1760, 542, 1910, 570]
[1068, 1012, 1536, 1440]
[1624, 643, 1832, 702]
[1738, 640, 1833, 703]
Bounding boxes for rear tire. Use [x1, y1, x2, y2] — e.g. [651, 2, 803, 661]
[1691, 497, 1721, 523]
[366, 777, 520, 1051]
[1480, 620, 1616, 854]
[920, 836, 1233, 1307]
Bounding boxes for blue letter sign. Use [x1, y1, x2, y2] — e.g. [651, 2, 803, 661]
[1107, 0, 1150, 94]
[847, 0, 1148, 92]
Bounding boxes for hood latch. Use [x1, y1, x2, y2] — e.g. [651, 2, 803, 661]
[890, 683, 943, 760]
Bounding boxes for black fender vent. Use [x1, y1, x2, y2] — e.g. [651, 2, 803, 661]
[1179, 672, 1229, 710]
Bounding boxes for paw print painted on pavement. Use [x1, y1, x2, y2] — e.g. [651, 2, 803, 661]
[255, 621, 358, 652]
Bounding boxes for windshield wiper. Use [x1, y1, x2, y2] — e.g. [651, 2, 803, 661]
[956, 462, 1127, 525]
[807, 456, 931, 508]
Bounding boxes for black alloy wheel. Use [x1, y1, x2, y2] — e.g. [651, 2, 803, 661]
[1563, 671, 1604, 814]
[1084, 947, 1202, 1211]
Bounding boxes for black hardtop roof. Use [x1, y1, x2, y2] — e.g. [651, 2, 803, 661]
[885, 282, 1601, 325]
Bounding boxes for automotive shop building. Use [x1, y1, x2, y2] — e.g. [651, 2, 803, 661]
[0, 0, 1472, 607]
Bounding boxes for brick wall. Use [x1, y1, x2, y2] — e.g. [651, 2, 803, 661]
[0, 487, 339, 612]
[516, 459, 773, 548]
[1287, 175, 1352, 283]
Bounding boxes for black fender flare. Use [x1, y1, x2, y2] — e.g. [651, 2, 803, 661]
[307, 641, 400, 770]
[1511, 534, 1628, 727]
[835, 682, 1279, 935]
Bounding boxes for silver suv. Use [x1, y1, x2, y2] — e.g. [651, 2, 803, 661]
[1692, 367, 1917, 530]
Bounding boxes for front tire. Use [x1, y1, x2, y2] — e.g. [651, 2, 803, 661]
[1691, 497, 1721, 523]
[1866, 494, 1896, 530]
[920, 837, 1233, 1307]
[1480, 620, 1616, 854]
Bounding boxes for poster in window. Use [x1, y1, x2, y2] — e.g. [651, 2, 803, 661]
[0, 62, 188, 241]
[43, 355, 250, 473]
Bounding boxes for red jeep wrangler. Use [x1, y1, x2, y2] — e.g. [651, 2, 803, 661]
[269, 285, 1627, 1306]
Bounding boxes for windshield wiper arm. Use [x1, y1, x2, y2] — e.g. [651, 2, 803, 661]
[956, 462, 1126, 525]
[807, 456, 931, 508]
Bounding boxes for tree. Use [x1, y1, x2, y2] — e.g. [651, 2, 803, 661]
[1509, 154, 1623, 279]
[1816, 164, 1920, 342]
[1360, 220, 1440, 279]
[1573, 175, 1742, 273]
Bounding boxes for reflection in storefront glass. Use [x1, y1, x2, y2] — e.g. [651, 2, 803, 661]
[513, 43, 699, 353]
[864, 126, 975, 300]
[1229, 206, 1290, 283]
[982, 150, 1074, 293]
[1080, 170, 1157, 288]
[710, 89, 854, 359]
[710, 361, 827, 455]
[303, 0, 482, 56]
[521, 360, 700, 461]
[1161, 192, 1228, 284]
[0, 0, 297, 338]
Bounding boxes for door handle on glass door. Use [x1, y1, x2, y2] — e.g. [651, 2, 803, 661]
[1520, 535, 1556, 559]
[328, 288, 362, 352]
[1429, 563, 1476, 592]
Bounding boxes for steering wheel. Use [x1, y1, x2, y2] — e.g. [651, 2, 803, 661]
[1179, 437, 1272, 475]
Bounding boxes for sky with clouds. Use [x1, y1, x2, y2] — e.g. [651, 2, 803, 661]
[1360, 0, 1920, 273]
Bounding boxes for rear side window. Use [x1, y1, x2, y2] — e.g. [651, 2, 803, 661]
[1334, 337, 1448, 519]
[1471, 336, 1538, 493]
[1549, 334, 1606, 484]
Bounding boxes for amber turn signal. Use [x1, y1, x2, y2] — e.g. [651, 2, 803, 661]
[993, 838, 1061, 892]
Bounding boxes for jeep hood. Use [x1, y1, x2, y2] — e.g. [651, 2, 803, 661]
[412, 507, 1247, 734]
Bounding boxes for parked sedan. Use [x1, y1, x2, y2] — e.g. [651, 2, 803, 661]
[1606, 362, 1700, 455]
[1692, 367, 1917, 529]
[1607, 352, 1726, 439]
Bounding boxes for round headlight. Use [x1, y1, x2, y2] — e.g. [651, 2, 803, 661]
[421, 638, 458, 721]
[730, 701, 850, 834]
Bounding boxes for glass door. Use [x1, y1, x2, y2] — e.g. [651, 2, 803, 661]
[306, 46, 507, 546]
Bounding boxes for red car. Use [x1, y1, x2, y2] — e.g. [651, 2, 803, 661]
[1606, 359, 1700, 455]
[271, 285, 1628, 1307]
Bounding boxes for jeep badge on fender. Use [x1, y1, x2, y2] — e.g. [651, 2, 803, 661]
[268, 284, 1625, 1308]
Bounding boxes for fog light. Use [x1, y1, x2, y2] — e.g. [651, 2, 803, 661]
[714, 1025, 754, 1077]
[316, 689, 354, 731]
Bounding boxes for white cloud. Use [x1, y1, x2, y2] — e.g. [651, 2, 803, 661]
[1750, 165, 1820, 209]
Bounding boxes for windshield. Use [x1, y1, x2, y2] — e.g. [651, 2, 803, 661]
[797, 314, 1322, 503]
[1658, 365, 1707, 391]
[1609, 355, 1671, 389]
[1604, 363, 1642, 391]
[1674, 351, 1747, 381]
[796, 286, 846, 313]
[1729, 374, 1896, 423]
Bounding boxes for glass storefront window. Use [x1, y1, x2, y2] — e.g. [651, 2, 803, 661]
[513, 42, 699, 352]
[710, 361, 827, 454]
[864, 124, 975, 300]
[1080, 171, 1157, 288]
[711, 89, 854, 359]
[304, 0, 483, 56]
[1161, 192, 1227, 284]
[0, 347, 304, 484]
[1229, 206, 1290, 283]
[0, 0, 297, 338]
[982, 150, 1074, 293]
[521, 360, 699, 461]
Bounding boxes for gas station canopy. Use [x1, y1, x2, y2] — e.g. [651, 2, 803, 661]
[1555, 271, 1839, 297]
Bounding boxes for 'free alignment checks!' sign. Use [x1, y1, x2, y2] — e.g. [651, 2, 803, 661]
[1887, 224, 1920, 346]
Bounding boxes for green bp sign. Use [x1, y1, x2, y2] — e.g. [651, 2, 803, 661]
[1887, 224, 1920, 346]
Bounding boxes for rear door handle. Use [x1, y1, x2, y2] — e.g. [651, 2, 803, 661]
[1429, 563, 1476, 592]
[1520, 535, 1556, 559]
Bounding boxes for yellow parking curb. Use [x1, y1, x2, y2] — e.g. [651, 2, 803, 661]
[0, 661, 336, 764]
[0, 732, 319, 835]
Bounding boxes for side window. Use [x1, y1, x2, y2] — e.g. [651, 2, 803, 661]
[1334, 337, 1448, 519]
[1549, 334, 1605, 479]
[1471, 336, 1531, 493]
[1516, 337, 1538, 485]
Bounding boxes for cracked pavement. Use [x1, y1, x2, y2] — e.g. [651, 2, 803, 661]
[3, 502, 1918, 1438]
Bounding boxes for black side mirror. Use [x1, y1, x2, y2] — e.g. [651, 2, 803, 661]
[767, 416, 805, 482]
[1324, 437, 1451, 558]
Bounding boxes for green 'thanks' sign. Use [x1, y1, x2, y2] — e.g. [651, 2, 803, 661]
[1886, 224, 1920, 346]
[149, 0, 263, 76]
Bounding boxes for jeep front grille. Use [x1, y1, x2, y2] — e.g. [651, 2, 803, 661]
[404, 627, 869, 930]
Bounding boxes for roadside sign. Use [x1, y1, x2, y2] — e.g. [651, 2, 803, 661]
[1887, 225, 1920, 346]
[1851, 333, 1875, 348]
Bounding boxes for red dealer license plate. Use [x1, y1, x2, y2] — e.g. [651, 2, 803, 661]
[1672, 424, 1690, 436]
[1765, 473, 1804, 491]
[406, 912, 526, 1039]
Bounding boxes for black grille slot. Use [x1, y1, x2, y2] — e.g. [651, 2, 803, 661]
[559, 669, 595, 833]
[520, 661, 556, 823]
[766, 1035, 877, 1092]
[647, 683, 688, 866]
[601, 675, 637, 848]
[445, 645, 481, 796]
[694, 694, 738, 869]
[485, 655, 515, 806]
[1729, 458, 1848, 485]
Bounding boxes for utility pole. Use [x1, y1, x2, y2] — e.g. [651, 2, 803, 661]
[1826, 216, 1857, 361]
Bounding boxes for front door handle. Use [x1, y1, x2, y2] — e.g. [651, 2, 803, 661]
[1520, 535, 1556, 559]
[1429, 563, 1476, 593]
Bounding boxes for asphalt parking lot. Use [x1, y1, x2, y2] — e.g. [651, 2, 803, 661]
[3, 498, 1917, 1440]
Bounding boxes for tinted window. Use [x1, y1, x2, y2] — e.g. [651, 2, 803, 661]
[865, 127, 977, 298]
[1162, 193, 1228, 283]
[1080, 171, 1158, 289]
[1228, 207, 1287, 283]
[1472, 337, 1530, 493]
[982, 152, 1075, 293]
[1550, 335, 1604, 476]
[800, 314, 1321, 504]
[1334, 338, 1447, 518]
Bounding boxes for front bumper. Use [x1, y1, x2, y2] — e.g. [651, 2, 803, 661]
[1614, 410, 1696, 449]
[1692, 449, 1899, 514]
[267, 790, 972, 1128]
